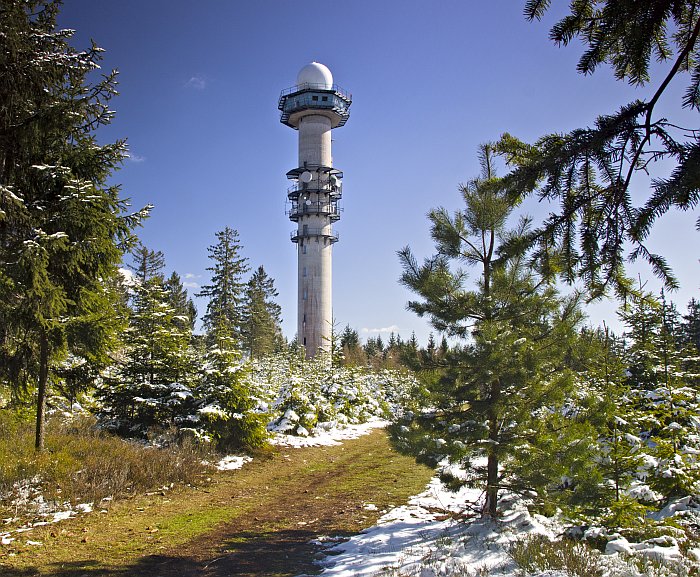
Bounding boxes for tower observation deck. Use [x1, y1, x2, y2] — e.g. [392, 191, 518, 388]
[279, 62, 352, 357]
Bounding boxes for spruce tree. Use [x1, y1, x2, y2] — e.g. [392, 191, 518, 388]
[100, 246, 195, 437]
[395, 144, 584, 517]
[164, 271, 198, 331]
[340, 325, 365, 366]
[622, 291, 700, 499]
[196, 323, 268, 450]
[681, 298, 700, 352]
[571, 325, 649, 527]
[240, 265, 283, 358]
[0, 1, 147, 449]
[198, 227, 249, 345]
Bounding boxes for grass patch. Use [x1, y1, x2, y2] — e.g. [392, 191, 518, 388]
[0, 410, 211, 519]
[1, 428, 434, 576]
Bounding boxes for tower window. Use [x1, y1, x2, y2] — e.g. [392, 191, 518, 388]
[303, 266, 307, 277]
[322, 96, 328, 102]
[312, 95, 318, 101]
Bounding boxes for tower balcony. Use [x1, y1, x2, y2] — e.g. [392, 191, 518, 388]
[286, 165, 343, 199]
[290, 228, 339, 243]
[279, 84, 352, 129]
[287, 182, 342, 201]
[286, 165, 343, 180]
[287, 200, 342, 222]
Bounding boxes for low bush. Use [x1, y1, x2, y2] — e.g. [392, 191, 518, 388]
[0, 410, 211, 519]
[508, 534, 603, 577]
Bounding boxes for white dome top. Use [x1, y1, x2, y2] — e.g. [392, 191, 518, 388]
[297, 62, 333, 89]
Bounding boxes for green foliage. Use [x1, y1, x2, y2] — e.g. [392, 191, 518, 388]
[197, 227, 249, 345]
[164, 271, 198, 331]
[196, 329, 268, 451]
[395, 144, 585, 517]
[256, 352, 417, 437]
[496, 1, 700, 295]
[681, 298, 700, 352]
[0, 0, 147, 449]
[623, 291, 700, 500]
[240, 265, 284, 359]
[98, 245, 197, 437]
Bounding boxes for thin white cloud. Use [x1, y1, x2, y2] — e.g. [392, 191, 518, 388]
[361, 325, 400, 335]
[184, 74, 207, 90]
[127, 153, 146, 163]
[184, 273, 201, 279]
[183, 281, 199, 289]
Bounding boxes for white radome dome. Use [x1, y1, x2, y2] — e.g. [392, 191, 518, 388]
[297, 62, 333, 89]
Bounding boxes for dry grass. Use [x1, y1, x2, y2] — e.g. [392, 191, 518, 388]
[0, 411, 211, 518]
[1, 427, 435, 577]
[508, 534, 604, 577]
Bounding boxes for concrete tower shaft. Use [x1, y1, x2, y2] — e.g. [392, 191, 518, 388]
[298, 115, 331, 167]
[278, 63, 351, 357]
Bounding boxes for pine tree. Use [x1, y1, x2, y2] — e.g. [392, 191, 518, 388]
[340, 325, 360, 350]
[571, 325, 649, 527]
[129, 244, 165, 283]
[0, 1, 148, 449]
[497, 1, 700, 295]
[395, 144, 584, 517]
[340, 325, 364, 366]
[399, 332, 422, 371]
[240, 265, 283, 358]
[438, 336, 449, 359]
[198, 227, 249, 345]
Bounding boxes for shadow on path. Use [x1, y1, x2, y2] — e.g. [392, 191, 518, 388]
[1, 527, 351, 577]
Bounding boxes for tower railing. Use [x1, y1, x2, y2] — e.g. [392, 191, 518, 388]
[287, 201, 342, 221]
[287, 182, 342, 200]
[290, 229, 339, 243]
[278, 83, 352, 104]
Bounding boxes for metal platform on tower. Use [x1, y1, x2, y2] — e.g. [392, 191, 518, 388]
[278, 83, 352, 128]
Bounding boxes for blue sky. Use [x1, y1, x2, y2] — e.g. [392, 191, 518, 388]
[58, 0, 699, 344]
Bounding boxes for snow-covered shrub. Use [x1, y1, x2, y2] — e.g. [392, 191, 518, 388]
[195, 335, 268, 451]
[251, 352, 418, 436]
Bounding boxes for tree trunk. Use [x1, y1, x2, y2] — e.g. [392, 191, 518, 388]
[484, 378, 501, 518]
[35, 332, 49, 451]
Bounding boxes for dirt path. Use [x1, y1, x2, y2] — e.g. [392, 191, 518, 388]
[1, 429, 434, 577]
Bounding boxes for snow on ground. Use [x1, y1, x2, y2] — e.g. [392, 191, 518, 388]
[215, 455, 252, 471]
[1, 499, 99, 547]
[4, 419, 699, 576]
[310, 475, 553, 577]
[308, 470, 699, 577]
[269, 418, 389, 448]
